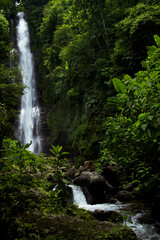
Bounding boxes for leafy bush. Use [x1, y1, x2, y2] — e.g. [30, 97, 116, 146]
[100, 35, 160, 193]
[112, 3, 160, 75]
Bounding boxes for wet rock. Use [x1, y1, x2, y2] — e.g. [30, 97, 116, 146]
[74, 172, 80, 178]
[125, 183, 134, 191]
[40, 215, 138, 240]
[137, 212, 155, 224]
[107, 198, 118, 203]
[92, 209, 123, 222]
[79, 165, 85, 172]
[2, 209, 138, 240]
[125, 181, 139, 191]
[84, 160, 95, 171]
[116, 190, 132, 202]
[73, 171, 114, 204]
[73, 171, 113, 189]
[64, 167, 76, 178]
[82, 186, 106, 204]
[27, 188, 46, 198]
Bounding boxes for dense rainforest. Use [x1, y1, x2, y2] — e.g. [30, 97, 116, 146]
[1, 0, 160, 239]
[22, 0, 160, 194]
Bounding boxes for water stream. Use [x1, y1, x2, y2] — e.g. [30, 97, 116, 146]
[70, 185, 160, 240]
[16, 12, 41, 154]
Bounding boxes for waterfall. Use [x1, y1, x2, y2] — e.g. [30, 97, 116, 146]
[70, 185, 160, 240]
[16, 12, 41, 154]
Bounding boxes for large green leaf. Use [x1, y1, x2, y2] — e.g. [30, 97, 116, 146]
[154, 34, 160, 48]
[112, 78, 127, 94]
[141, 123, 147, 131]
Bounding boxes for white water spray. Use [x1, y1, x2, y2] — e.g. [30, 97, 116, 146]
[17, 12, 41, 154]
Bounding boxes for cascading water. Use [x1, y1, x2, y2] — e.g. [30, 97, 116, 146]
[70, 185, 160, 240]
[17, 12, 41, 154]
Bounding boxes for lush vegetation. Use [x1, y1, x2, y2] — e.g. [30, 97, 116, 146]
[19, 0, 160, 195]
[1, 0, 160, 238]
[0, 138, 138, 240]
[0, 0, 159, 192]
[100, 35, 160, 196]
[20, 0, 160, 162]
[0, 1, 23, 148]
[0, 138, 84, 239]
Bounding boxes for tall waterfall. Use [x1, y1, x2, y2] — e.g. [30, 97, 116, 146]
[17, 12, 41, 154]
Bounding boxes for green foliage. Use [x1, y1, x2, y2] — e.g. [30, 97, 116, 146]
[20, 0, 160, 174]
[0, 139, 49, 220]
[1, 139, 108, 239]
[73, 119, 102, 163]
[0, 11, 23, 145]
[0, 11, 10, 63]
[1, 138, 45, 172]
[39, 0, 66, 44]
[43, 223, 137, 240]
[100, 35, 160, 193]
[112, 2, 160, 75]
[27, 0, 142, 162]
[112, 78, 127, 94]
[0, 0, 13, 8]
[0, 65, 23, 145]
[0, 139, 72, 238]
[49, 144, 69, 190]
[49, 144, 69, 159]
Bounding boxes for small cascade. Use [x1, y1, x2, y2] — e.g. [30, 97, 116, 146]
[70, 185, 160, 240]
[70, 185, 123, 212]
[16, 12, 41, 154]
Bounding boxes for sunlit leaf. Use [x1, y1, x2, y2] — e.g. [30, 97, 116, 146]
[141, 124, 147, 131]
[154, 34, 160, 48]
[112, 78, 127, 94]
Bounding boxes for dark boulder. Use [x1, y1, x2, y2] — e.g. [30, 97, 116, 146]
[92, 209, 123, 222]
[73, 171, 114, 204]
[138, 212, 155, 225]
[79, 165, 85, 172]
[64, 167, 76, 178]
[84, 161, 96, 171]
[73, 171, 113, 189]
[116, 190, 132, 202]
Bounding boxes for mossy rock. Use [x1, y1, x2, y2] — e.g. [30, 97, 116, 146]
[6, 212, 138, 240]
[40, 214, 138, 240]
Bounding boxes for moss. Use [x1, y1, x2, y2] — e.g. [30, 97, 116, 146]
[42, 217, 138, 240]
